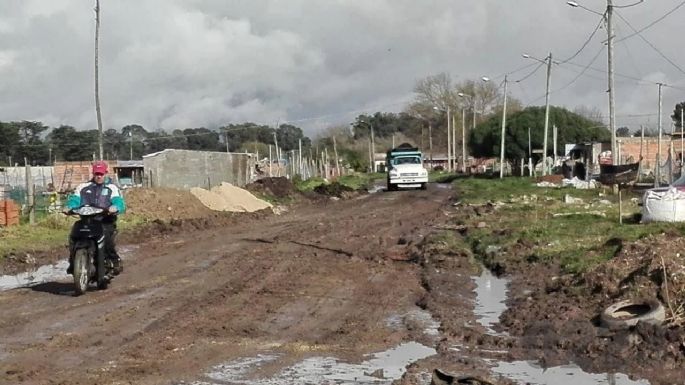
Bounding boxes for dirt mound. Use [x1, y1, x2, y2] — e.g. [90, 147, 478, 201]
[536, 174, 564, 184]
[313, 182, 358, 199]
[245, 177, 297, 199]
[124, 188, 214, 221]
[191, 182, 273, 212]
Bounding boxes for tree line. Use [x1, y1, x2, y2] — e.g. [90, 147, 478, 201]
[0, 122, 312, 166]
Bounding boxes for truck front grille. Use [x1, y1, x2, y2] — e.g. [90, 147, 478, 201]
[400, 173, 419, 177]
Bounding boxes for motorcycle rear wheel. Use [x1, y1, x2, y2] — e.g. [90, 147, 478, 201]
[73, 248, 89, 295]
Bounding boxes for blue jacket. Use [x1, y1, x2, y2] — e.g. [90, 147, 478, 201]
[66, 180, 126, 214]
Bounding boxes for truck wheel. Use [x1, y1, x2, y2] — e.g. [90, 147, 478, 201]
[387, 183, 396, 191]
[420, 183, 427, 190]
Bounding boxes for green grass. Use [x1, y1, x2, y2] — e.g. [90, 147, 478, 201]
[294, 173, 385, 193]
[1, 213, 149, 259]
[453, 177, 685, 274]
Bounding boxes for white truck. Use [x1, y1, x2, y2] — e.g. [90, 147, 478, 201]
[386, 144, 428, 191]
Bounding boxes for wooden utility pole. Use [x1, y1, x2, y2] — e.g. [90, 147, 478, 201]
[333, 136, 340, 177]
[94, 0, 104, 161]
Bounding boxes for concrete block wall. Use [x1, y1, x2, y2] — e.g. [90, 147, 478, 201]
[143, 149, 255, 190]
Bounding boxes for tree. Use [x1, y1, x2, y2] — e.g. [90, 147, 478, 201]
[47, 126, 98, 161]
[671, 101, 685, 130]
[616, 126, 631, 137]
[470, 106, 609, 162]
[276, 124, 310, 151]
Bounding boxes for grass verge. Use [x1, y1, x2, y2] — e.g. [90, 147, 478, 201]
[454, 177, 685, 274]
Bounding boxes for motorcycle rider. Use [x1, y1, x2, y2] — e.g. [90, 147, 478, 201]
[66, 161, 126, 275]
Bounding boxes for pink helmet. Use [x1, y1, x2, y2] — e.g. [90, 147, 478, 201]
[92, 161, 109, 174]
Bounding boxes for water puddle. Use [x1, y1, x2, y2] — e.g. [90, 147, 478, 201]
[472, 267, 509, 335]
[368, 184, 385, 194]
[0, 245, 138, 291]
[185, 342, 436, 385]
[491, 360, 650, 385]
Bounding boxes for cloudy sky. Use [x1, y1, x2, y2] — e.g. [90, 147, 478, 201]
[1, 0, 684, 136]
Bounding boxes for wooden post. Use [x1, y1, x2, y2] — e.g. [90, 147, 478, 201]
[324, 148, 330, 179]
[269, 145, 272, 177]
[333, 136, 341, 177]
[25, 159, 35, 225]
[618, 189, 623, 225]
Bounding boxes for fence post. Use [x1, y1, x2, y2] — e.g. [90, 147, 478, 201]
[25, 160, 35, 225]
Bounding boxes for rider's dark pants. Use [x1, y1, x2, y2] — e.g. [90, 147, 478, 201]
[102, 222, 119, 260]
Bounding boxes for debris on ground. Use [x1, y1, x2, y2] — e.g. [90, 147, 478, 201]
[191, 182, 273, 212]
[642, 187, 685, 223]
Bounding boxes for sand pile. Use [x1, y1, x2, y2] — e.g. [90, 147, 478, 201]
[191, 182, 273, 212]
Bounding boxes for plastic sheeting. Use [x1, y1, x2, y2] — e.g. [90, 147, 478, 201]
[642, 187, 685, 223]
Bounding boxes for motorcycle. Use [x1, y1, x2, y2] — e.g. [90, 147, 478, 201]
[66, 205, 115, 295]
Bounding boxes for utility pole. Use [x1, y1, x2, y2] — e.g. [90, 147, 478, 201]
[607, 0, 617, 165]
[225, 130, 230, 152]
[94, 0, 104, 161]
[680, 108, 684, 174]
[542, 52, 553, 176]
[428, 121, 433, 166]
[499, 75, 509, 178]
[655, 82, 664, 187]
[452, 113, 457, 172]
[553, 124, 558, 166]
[333, 136, 340, 177]
[129, 131, 133, 160]
[447, 106, 452, 171]
[462, 106, 466, 173]
[370, 121, 376, 173]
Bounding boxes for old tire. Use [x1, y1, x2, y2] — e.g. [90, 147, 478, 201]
[600, 299, 665, 329]
[72, 248, 89, 295]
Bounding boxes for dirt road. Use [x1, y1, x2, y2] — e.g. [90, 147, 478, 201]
[0, 186, 453, 385]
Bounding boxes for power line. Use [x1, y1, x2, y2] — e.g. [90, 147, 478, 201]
[558, 11, 607, 64]
[554, 46, 607, 94]
[515, 61, 545, 83]
[615, 9, 685, 76]
[615, 0, 685, 44]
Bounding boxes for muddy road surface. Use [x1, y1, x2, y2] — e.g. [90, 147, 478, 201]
[0, 186, 452, 385]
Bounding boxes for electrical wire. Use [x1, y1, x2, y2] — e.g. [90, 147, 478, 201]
[615, 9, 685, 76]
[558, 11, 607, 64]
[554, 46, 606, 94]
[615, 0, 685, 44]
[515, 61, 546, 83]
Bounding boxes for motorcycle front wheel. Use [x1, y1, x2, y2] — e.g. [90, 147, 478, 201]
[73, 248, 90, 295]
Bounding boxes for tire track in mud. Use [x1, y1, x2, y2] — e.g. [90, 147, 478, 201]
[0, 185, 454, 385]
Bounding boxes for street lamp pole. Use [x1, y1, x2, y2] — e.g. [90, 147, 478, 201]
[499, 76, 509, 178]
[607, 0, 617, 165]
[542, 52, 553, 175]
[462, 106, 466, 173]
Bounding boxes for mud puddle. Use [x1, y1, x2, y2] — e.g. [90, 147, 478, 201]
[0, 245, 138, 291]
[472, 267, 509, 335]
[185, 342, 436, 385]
[491, 360, 650, 385]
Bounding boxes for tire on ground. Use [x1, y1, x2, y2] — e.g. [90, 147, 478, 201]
[600, 298, 665, 329]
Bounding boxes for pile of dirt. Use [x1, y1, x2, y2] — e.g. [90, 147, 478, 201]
[245, 177, 297, 199]
[191, 182, 273, 212]
[124, 188, 214, 221]
[313, 182, 358, 199]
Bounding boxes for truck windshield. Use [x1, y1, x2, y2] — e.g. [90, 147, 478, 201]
[392, 156, 421, 165]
